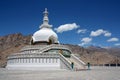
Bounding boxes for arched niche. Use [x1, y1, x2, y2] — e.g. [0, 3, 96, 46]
[48, 35, 56, 45]
[30, 38, 34, 45]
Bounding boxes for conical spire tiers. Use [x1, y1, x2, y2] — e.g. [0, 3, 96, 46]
[43, 8, 49, 24]
[40, 8, 51, 29]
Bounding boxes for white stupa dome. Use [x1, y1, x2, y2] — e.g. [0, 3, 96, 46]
[31, 8, 59, 44]
[32, 28, 58, 43]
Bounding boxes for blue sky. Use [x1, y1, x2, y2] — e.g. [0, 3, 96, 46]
[0, 0, 120, 47]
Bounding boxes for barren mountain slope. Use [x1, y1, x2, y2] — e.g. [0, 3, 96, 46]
[0, 33, 120, 67]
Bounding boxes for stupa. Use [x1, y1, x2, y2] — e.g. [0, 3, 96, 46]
[31, 8, 59, 45]
[6, 8, 86, 70]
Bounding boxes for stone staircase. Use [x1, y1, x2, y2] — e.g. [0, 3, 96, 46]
[66, 54, 86, 71]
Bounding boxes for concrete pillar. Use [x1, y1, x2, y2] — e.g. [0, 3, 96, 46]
[44, 58, 46, 63]
[21, 59, 23, 63]
[30, 58, 32, 63]
[39, 58, 40, 63]
[32, 58, 33, 63]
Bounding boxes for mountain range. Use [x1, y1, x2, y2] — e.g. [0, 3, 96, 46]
[0, 33, 120, 67]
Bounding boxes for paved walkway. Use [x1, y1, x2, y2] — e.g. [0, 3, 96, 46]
[0, 67, 120, 80]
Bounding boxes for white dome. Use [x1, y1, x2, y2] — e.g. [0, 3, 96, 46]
[32, 28, 58, 44]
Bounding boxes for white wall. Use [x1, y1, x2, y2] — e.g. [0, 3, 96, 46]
[6, 58, 61, 70]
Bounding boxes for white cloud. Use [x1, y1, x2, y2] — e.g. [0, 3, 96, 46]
[107, 38, 119, 42]
[115, 43, 120, 46]
[90, 29, 104, 37]
[78, 43, 86, 46]
[90, 29, 111, 37]
[81, 37, 92, 43]
[104, 31, 111, 37]
[77, 29, 87, 34]
[55, 23, 79, 33]
[79, 37, 92, 46]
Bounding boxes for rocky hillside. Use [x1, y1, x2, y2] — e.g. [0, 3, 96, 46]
[0, 33, 31, 67]
[0, 33, 120, 67]
[66, 44, 120, 65]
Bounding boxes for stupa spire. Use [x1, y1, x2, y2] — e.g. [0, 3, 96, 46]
[40, 8, 51, 29]
[43, 8, 49, 24]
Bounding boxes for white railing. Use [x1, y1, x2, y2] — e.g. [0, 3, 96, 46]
[59, 53, 72, 70]
[7, 52, 59, 60]
[38, 44, 72, 53]
[71, 54, 86, 66]
[20, 49, 39, 53]
[20, 44, 72, 54]
[20, 45, 47, 51]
